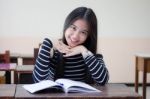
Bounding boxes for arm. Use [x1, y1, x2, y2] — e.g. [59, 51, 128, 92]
[84, 53, 109, 85]
[60, 44, 109, 85]
[32, 38, 56, 83]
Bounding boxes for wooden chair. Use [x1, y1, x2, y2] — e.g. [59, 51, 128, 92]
[16, 47, 39, 84]
[135, 54, 150, 99]
[34, 43, 41, 64]
[0, 50, 11, 83]
[34, 48, 39, 64]
[0, 50, 10, 63]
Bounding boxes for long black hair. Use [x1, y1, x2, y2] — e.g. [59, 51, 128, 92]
[55, 7, 98, 82]
[62, 7, 98, 54]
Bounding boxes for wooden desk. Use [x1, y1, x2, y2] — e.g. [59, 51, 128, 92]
[10, 53, 34, 65]
[135, 53, 150, 99]
[15, 65, 34, 84]
[0, 63, 17, 84]
[15, 84, 142, 99]
[16, 65, 34, 73]
[0, 84, 16, 99]
[10, 53, 34, 84]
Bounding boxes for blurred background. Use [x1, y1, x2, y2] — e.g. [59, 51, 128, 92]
[0, 0, 150, 83]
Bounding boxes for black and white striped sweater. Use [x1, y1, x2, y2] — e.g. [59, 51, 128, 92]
[32, 38, 109, 85]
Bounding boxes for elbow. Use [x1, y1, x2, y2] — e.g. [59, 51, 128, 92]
[97, 80, 108, 86]
[97, 74, 109, 86]
[99, 80, 108, 86]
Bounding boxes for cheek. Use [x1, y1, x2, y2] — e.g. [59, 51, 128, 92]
[65, 29, 71, 37]
[64, 30, 72, 44]
[80, 36, 87, 44]
[64, 30, 69, 38]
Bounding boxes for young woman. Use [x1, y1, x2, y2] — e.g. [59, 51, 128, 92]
[32, 7, 109, 85]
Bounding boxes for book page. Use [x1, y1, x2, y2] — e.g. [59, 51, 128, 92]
[55, 78, 101, 93]
[23, 80, 61, 93]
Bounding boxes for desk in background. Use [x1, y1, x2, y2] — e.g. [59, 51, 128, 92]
[0, 84, 16, 99]
[135, 53, 150, 99]
[10, 53, 34, 65]
[15, 65, 34, 84]
[10, 53, 34, 84]
[15, 84, 142, 99]
[0, 63, 17, 84]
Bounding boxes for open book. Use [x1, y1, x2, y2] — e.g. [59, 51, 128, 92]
[23, 78, 101, 93]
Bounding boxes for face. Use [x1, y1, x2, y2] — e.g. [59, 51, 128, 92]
[65, 19, 89, 48]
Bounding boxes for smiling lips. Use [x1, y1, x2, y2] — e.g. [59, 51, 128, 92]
[69, 37, 79, 46]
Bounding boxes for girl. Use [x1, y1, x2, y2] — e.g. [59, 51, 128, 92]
[32, 7, 109, 85]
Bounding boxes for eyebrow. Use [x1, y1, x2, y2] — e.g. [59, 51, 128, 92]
[71, 24, 89, 32]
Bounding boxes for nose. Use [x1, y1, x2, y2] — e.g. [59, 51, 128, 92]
[72, 31, 79, 40]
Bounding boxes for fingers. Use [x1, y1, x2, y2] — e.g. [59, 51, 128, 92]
[54, 39, 71, 54]
[58, 47, 71, 54]
[58, 40, 71, 49]
[63, 48, 78, 57]
[63, 52, 73, 57]
[63, 45, 85, 57]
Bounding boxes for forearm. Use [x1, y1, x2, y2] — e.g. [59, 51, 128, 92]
[84, 55, 109, 85]
[32, 38, 55, 82]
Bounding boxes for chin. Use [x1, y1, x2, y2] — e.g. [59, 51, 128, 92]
[68, 44, 77, 48]
[69, 45, 75, 48]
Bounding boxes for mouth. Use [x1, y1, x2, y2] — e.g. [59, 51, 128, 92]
[68, 37, 78, 47]
[70, 38, 78, 44]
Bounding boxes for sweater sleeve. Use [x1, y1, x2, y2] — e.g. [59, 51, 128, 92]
[32, 38, 56, 83]
[84, 54, 109, 85]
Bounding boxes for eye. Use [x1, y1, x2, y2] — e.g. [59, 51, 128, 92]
[70, 25, 76, 31]
[81, 31, 88, 36]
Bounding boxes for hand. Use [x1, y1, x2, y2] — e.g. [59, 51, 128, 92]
[53, 39, 71, 54]
[64, 45, 88, 57]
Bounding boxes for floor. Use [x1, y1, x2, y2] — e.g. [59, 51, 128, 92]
[128, 86, 150, 99]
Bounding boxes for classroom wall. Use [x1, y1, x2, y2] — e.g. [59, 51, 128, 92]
[0, 0, 150, 83]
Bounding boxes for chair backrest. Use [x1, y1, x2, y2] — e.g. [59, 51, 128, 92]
[33, 43, 41, 64]
[0, 50, 10, 84]
[34, 48, 39, 64]
[0, 50, 10, 63]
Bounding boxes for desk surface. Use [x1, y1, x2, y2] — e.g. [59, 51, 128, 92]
[10, 53, 33, 58]
[16, 65, 34, 72]
[0, 63, 16, 71]
[0, 84, 16, 99]
[135, 53, 150, 58]
[15, 84, 142, 99]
